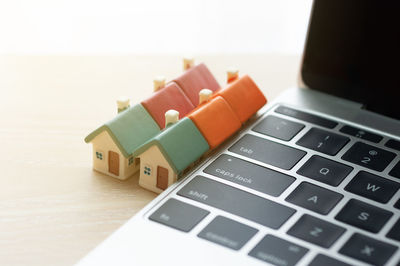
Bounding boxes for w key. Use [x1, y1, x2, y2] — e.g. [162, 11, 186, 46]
[345, 171, 400, 203]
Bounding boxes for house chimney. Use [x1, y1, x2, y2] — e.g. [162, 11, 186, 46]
[199, 88, 213, 105]
[153, 76, 166, 92]
[117, 97, 130, 113]
[183, 56, 194, 71]
[227, 67, 239, 83]
[165, 110, 179, 127]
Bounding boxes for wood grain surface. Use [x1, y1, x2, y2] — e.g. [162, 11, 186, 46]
[0, 54, 300, 266]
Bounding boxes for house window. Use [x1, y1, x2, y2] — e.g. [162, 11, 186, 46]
[144, 165, 151, 175]
[96, 151, 103, 160]
[128, 157, 134, 165]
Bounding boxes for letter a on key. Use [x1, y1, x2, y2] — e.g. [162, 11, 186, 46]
[366, 183, 380, 192]
[307, 195, 318, 204]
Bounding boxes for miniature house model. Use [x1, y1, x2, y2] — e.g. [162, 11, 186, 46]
[85, 62, 220, 180]
[85, 60, 267, 192]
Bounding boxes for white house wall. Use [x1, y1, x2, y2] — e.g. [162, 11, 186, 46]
[91, 131, 138, 180]
[138, 145, 177, 194]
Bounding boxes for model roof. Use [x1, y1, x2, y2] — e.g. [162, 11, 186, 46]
[134, 117, 209, 174]
[141, 82, 195, 129]
[173, 63, 220, 105]
[84, 104, 161, 157]
[188, 96, 242, 149]
[215, 74, 267, 123]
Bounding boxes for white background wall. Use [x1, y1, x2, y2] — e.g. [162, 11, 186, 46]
[0, 0, 312, 54]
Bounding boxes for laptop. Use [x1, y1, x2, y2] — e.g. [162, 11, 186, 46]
[78, 1, 400, 265]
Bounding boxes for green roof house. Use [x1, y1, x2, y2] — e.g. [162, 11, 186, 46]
[84, 104, 160, 180]
[133, 117, 209, 193]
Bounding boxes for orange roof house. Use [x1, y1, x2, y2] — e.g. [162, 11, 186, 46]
[188, 96, 242, 149]
[173, 63, 220, 105]
[85, 59, 268, 193]
[215, 74, 267, 123]
[142, 83, 194, 129]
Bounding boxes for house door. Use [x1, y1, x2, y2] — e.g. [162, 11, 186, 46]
[108, 151, 119, 176]
[156, 166, 169, 190]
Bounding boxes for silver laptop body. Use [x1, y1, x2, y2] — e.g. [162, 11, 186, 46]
[78, 1, 400, 265]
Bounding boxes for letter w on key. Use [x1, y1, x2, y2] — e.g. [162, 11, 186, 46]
[366, 183, 380, 192]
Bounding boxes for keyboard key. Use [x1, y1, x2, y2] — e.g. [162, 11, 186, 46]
[339, 233, 397, 265]
[389, 161, 400, 178]
[287, 214, 345, 248]
[275, 106, 338, 129]
[335, 199, 393, 233]
[285, 182, 343, 215]
[149, 198, 209, 232]
[197, 216, 258, 250]
[387, 218, 400, 242]
[297, 155, 353, 186]
[340, 125, 383, 143]
[178, 176, 296, 229]
[296, 128, 349, 156]
[248, 234, 308, 266]
[204, 154, 295, 197]
[395, 199, 400, 209]
[229, 134, 306, 170]
[344, 171, 400, 203]
[386, 139, 400, 151]
[252, 115, 304, 141]
[342, 141, 396, 171]
[309, 254, 351, 266]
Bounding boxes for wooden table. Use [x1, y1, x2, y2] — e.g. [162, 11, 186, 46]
[0, 55, 300, 266]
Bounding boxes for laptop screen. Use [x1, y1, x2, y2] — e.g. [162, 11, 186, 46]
[301, 0, 400, 120]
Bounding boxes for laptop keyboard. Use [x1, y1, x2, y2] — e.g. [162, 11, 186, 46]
[147, 105, 400, 266]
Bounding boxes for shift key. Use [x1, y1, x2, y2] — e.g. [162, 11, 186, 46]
[229, 134, 306, 170]
[178, 176, 296, 229]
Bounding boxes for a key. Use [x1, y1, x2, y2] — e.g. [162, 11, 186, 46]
[335, 199, 393, 233]
[229, 134, 306, 170]
[197, 216, 258, 250]
[339, 233, 397, 265]
[385, 139, 400, 151]
[297, 155, 353, 186]
[387, 218, 400, 242]
[339, 125, 382, 143]
[178, 176, 295, 229]
[275, 106, 338, 129]
[287, 214, 345, 248]
[296, 128, 349, 156]
[389, 161, 400, 178]
[149, 198, 209, 232]
[342, 142, 396, 171]
[204, 154, 295, 197]
[248, 234, 308, 266]
[285, 182, 343, 215]
[252, 115, 304, 141]
[344, 171, 400, 203]
[309, 254, 351, 266]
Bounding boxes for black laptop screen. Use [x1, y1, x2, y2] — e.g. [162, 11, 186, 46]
[301, 0, 400, 119]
